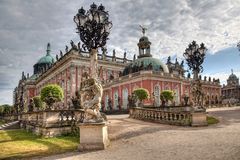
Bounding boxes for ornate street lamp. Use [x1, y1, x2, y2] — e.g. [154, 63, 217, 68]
[74, 3, 112, 79]
[74, 3, 112, 52]
[73, 3, 112, 123]
[183, 41, 207, 110]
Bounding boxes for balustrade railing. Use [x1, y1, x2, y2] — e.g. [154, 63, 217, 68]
[18, 109, 85, 128]
[129, 107, 191, 126]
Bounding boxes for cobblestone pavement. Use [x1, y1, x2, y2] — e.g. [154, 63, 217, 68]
[37, 107, 240, 160]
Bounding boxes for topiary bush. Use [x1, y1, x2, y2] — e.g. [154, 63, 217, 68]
[133, 88, 149, 106]
[160, 90, 175, 107]
[40, 84, 64, 109]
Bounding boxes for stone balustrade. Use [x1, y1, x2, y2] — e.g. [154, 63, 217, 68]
[15, 109, 85, 137]
[129, 107, 192, 126]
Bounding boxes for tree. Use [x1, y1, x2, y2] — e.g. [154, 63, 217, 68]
[40, 84, 64, 109]
[160, 90, 175, 107]
[0, 104, 13, 115]
[133, 88, 149, 106]
[33, 96, 44, 110]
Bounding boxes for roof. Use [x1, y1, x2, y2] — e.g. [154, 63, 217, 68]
[122, 57, 169, 76]
[37, 54, 55, 64]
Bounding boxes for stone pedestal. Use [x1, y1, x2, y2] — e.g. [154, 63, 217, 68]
[191, 111, 208, 127]
[78, 122, 110, 151]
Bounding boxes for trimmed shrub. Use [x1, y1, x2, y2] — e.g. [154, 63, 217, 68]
[133, 88, 150, 103]
[160, 90, 175, 106]
[40, 84, 64, 106]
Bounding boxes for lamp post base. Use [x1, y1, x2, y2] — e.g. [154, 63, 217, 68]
[191, 110, 208, 127]
[78, 122, 110, 151]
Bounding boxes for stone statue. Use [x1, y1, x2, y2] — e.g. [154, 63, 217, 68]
[133, 54, 136, 61]
[102, 47, 107, 60]
[80, 77, 104, 123]
[139, 25, 147, 36]
[113, 49, 116, 57]
[80, 48, 106, 123]
[124, 51, 126, 59]
[70, 40, 78, 50]
[167, 56, 171, 64]
[60, 50, 63, 57]
[175, 58, 178, 65]
[65, 45, 68, 53]
[180, 60, 184, 67]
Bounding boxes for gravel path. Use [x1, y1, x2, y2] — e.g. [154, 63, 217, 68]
[37, 107, 240, 160]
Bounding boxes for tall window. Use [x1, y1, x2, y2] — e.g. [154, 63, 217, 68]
[114, 91, 118, 109]
[105, 95, 109, 110]
[122, 88, 128, 109]
[154, 85, 161, 107]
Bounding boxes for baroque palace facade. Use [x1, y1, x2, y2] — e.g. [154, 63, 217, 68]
[13, 33, 221, 112]
[222, 70, 240, 104]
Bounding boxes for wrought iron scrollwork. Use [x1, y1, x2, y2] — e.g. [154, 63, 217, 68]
[74, 3, 112, 52]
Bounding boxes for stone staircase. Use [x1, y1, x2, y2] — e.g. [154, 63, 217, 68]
[0, 121, 20, 130]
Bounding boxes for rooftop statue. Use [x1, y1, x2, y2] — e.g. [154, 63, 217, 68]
[70, 40, 78, 50]
[60, 50, 63, 57]
[65, 45, 68, 53]
[139, 25, 147, 36]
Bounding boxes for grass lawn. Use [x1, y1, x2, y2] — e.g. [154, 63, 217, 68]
[207, 116, 219, 125]
[0, 120, 6, 125]
[0, 129, 79, 159]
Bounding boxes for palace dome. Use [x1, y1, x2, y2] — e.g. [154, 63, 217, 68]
[122, 29, 169, 76]
[228, 73, 238, 80]
[139, 36, 149, 43]
[37, 54, 54, 64]
[33, 43, 54, 75]
[122, 57, 169, 76]
[133, 57, 169, 72]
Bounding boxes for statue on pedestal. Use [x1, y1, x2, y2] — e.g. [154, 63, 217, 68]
[80, 49, 106, 123]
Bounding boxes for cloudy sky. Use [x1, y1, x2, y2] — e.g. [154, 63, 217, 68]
[0, 0, 240, 105]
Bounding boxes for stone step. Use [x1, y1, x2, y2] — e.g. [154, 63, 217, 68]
[0, 121, 20, 130]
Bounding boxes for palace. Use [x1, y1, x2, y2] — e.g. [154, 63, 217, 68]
[222, 70, 240, 104]
[13, 32, 221, 112]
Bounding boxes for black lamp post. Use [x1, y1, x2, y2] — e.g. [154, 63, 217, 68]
[73, 3, 112, 52]
[74, 3, 112, 78]
[183, 41, 207, 109]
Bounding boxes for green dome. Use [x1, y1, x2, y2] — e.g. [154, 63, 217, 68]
[37, 54, 54, 64]
[133, 57, 169, 73]
[139, 36, 150, 43]
[122, 57, 169, 76]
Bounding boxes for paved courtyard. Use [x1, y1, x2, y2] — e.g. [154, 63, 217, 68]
[38, 107, 240, 160]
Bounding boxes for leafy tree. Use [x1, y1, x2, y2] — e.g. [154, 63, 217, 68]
[33, 96, 44, 110]
[133, 88, 149, 106]
[40, 84, 64, 109]
[0, 104, 13, 115]
[0, 105, 4, 116]
[160, 90, 175, 107]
